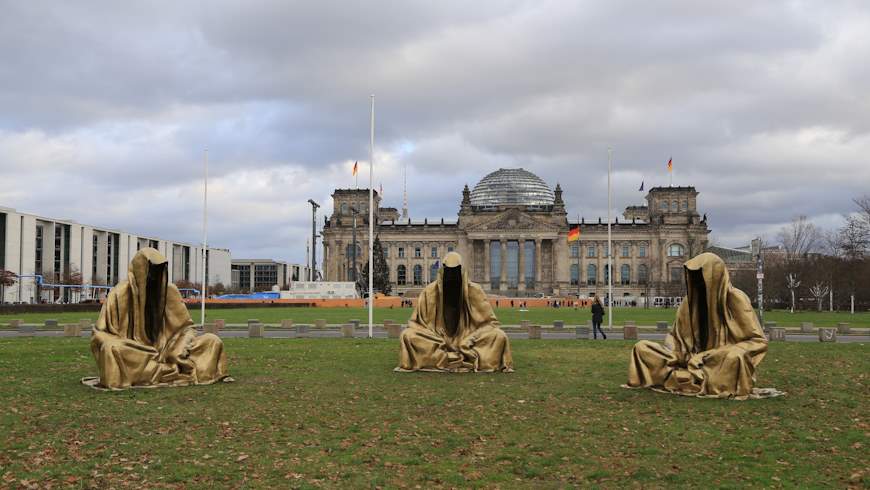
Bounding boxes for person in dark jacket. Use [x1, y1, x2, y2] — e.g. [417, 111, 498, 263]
[591, 297, 607, 339]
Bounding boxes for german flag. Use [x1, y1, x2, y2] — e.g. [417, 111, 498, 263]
[567, 226, 580, 242]
[352, 160, 358, 176]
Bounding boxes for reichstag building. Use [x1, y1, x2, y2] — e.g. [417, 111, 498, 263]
[321, 168, 710, 299]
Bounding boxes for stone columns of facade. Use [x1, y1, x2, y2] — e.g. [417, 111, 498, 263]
[499, 239, 508, 291]
[535, 238, 542, 285]
[483, 240, 491, 289]
[518, 239, 526, 291]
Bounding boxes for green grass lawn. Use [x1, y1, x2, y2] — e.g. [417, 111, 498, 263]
[2, 306, 870, 328]
[0, 338, 867, 488]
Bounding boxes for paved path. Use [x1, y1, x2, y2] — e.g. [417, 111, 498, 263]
[2, 329, 867, 343]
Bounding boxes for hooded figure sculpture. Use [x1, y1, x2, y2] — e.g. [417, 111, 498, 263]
[82, 248, 230, 390]
[626, 252, 779, 399]
[396, 252, 513, 372]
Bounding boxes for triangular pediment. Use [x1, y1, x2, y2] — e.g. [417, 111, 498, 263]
[464, 208, 563, 232]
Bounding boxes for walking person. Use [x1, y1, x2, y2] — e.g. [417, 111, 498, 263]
[591, 296, 607, 340]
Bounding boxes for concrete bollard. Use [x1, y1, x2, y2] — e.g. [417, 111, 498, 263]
[341, 324, 355, 338]
[296, 324, 310, 337]
[768, 327, 786, 341]
[656, 321, 669, 332]
[763, 321, 776, 334]
[214, 319, 226, 330]
[575, 326, 590, 339]
[247, 319, 260, 328]
[315, 319, 327, 329]
[527, 324, 542, 339]
[79, 319, 92, 331]
[520, 320, 530, 330]
[350, 319, 360, 329]
[203, 323, 220, 335]
[553, 320, 564, 330]
[44, 319, 59, 329]
[385, 323, 402, 338]
[248, 322, 265, 338]
[800, 322, 814, 333]
[280, 319, 294, 329]
[818, 327, 837, 343]
[837, 322, 850, 334]
[623, 325, 638, 340]
[12, 319, 35, 336]
[63, 323, 82, 337]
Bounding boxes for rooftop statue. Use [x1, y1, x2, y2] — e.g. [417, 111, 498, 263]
[625, 252, 782, 399]
[82, 248, 231, 390]
[396, 252, 513, 372]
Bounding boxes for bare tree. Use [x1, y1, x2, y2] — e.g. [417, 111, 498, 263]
[808, 282, 829, 312]
[777, 215, 821, 260]
[0, 270, 16, 303]
[786, 273, 800, 313]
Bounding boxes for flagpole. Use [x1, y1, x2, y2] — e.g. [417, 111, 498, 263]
[368, 95, 375, 339]
[607, 147, 613, 330]
[201, 148, 208, 327]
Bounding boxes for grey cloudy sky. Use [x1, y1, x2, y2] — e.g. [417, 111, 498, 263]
[1, 0, 868, 263]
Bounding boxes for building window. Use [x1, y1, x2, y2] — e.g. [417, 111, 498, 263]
[660, 201, 668, 211]
[524, 241, 535, 288]
[620, 264, 630, 285]
[638, 264, 649, 284]
[604, 264, 610, 284]
[682, 200, 688, 211]
[429, 262, 439, 282]
[670, 266, 682, 283]
[639, 244, 647, 258]
[604, 245, 610, 258]
[430, 246, 438, 258]
[398, 247, 405, 258]
[34, 225, 44, 274]
[586, 245, 596, 258]
[413, 264, 423, 285]
[447, 246, 454, 253]
[506, 241, 519, 289]
[414, 247, 421, 258]
[490, 241, 501, 289]
[570, 244, 579, 258]
[668, 244, 685, 257]
[570, 264, 579, 286]
[397, 265, 406, 285]
[54, 223, 63, 278]
[586, 264, 597, 285]
[621, 244, 629, 258]
[671, 200, 678, 211]
[340, 203, 348, 215]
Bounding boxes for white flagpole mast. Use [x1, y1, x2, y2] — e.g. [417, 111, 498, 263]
[201, 148, 208, 327]
[607, 147, 613, 330]
[368, 95, 375, 339]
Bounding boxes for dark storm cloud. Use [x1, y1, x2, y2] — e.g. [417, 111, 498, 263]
[1, 0, 868, 262]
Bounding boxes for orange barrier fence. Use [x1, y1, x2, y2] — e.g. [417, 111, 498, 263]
[179, 296, 588, 309]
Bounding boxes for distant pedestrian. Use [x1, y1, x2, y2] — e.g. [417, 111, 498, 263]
[591, 297, 607, 340]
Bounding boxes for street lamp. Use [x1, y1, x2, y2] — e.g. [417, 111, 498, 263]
[308, 199, 320, 281]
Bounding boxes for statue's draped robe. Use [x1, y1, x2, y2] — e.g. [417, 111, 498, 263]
[397, 258, 513, 372]
[627, 253, 774, 399]
[83, 248, 229, 390]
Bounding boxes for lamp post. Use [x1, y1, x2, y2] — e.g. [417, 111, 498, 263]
[308, 199, 320, 281]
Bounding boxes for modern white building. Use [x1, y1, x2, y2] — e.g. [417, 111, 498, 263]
[230, 259, 310, 292]
[0, 206, 231, 303]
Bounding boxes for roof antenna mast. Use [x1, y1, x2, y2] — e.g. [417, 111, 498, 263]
[401, 161, 408, 219]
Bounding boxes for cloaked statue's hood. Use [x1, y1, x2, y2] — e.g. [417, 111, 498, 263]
[128, 248, 169, 345]
[682, 252, 731, 351]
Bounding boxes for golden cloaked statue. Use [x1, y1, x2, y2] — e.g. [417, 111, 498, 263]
[82, 248, 230, 390]
[396, 252, 513, 372]
[626, 252, 780, 399]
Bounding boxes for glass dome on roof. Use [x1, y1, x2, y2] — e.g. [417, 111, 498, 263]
[469, 168, 555, 207]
